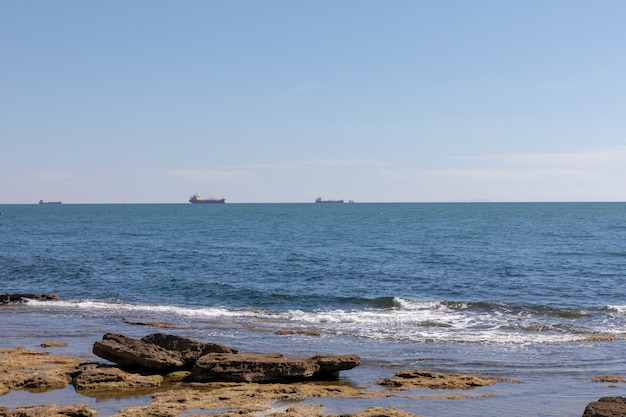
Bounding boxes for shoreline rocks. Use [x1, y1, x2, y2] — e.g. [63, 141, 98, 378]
[583, 397, 626, 417]
[92, 332, 359, 383]
[377, 369, 514, 390]
[189, 352, 361, 383]
[1, 335, 559, 417]
[0, 293, 59, 305]
[0, 347, 79, 395]
[72, 364, 164, 391]
[92, 333, 185, 371]
[7, 333, 611, 417]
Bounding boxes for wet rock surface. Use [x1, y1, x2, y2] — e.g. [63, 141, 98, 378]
[583, 397, 626, 417]
[0, 293, 59, 304]
[377, 369, 510, 390]
[0, 403, 97, 417]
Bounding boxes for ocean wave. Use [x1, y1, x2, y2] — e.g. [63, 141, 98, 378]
[606, 305, 626, 314]
[25, 299, 255, 318]
[20, 297, 626, 344]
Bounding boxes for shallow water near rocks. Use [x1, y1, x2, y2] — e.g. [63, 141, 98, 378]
[0, 386, 152, 416]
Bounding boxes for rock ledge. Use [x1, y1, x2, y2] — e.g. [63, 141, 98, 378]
[91, 333, 359, 384]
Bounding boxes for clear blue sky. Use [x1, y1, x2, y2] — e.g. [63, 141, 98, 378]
[2, 1, 625, 203]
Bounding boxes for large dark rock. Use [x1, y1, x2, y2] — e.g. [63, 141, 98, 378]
[140, 333, 237, 366]
[92, 332, 359, 382]
[0, 293, 59, 304]
[583, 397, 626, 417]
[93, 333, 184, 371]
[189, 352, 360, 383]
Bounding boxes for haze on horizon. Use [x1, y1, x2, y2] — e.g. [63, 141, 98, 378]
[2, 1, 626, 204]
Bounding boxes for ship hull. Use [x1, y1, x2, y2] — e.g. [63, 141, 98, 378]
[315, 197, 343, 203]
[189, 199, 225, 204]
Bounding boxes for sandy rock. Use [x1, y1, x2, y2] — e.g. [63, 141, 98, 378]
[592, 376, 626, 384]
[335, 406, 425, 417]
[0, 347, 79, 393]
[72, 364, 163, 391]
[111, 382, 381, 417]
[583, 397, 626, 417]
[92, 333, 184, 371]
[377, 369, 505, 390]
[0, 403, 96, 417]
[40, 341, 69, 348]
[19, 372, 72, 391]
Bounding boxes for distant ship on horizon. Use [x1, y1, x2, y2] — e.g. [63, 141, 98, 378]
[315, 197, 344, 204]
[38, 200, 62, 204]
[189, 194, 226, 204]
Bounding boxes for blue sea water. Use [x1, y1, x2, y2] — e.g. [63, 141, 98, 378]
[2, 202, 626, 416]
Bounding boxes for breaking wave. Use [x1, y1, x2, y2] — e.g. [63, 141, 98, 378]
[20, 296, 626, 345]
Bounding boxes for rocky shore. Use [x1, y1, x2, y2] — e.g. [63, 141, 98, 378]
[0, 331, 514, 417]
[0, 331, 622, 417]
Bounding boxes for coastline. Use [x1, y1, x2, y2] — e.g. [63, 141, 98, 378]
[0, 331, 622, 417]
[2, 295, 626, 416]
[0, 335, 514, 417]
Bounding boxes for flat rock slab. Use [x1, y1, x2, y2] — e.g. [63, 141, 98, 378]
[377, 369, 506, 390]
[72, 364, 163, 391]
[0, 347, 79, 394]
[190, 352, 360, 383]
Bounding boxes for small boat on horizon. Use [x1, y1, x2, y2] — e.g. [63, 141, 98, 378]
[315, 197, 344, 204]
[189, 194, 226, 204]
[39, 200, 62, 204]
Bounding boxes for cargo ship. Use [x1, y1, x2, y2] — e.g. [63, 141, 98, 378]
[38, 200, 62, 204]
[189, 194, 226, 204]
[315, 197, 343, 203]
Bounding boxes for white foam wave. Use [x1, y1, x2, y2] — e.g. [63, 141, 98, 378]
[392, 297, 462, 311]
[25, 299, 252, 318]
[607, 305, 626, 314]
[22, 298, 625, 344]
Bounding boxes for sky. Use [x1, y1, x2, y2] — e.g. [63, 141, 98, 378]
[2, 1, 626, 203]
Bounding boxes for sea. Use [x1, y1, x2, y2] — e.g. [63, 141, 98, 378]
[1, 202, 626, 417]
